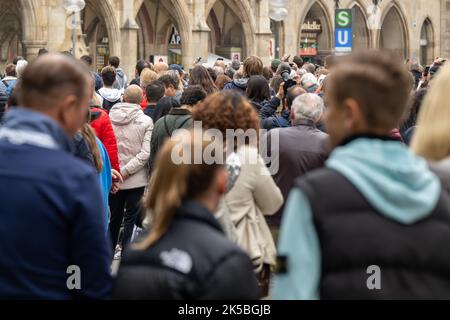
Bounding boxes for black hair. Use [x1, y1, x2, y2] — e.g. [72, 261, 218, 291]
[146, 80, 165, 103]
[136, 59, 150, 76]
[293, 56, 304, 68]
[109, 56, 120, 68]
[101, 67, 116, 86]
[158, 74, 179, 90]
[80, 55, 93, 66]
[246, 75, 270, 102]
[180, 85, 207, 106]
[207, 67, 217, 82]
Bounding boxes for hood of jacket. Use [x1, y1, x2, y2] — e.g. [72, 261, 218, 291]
[0, 107, 73, 152]
[233, 78, 249, 90]
[116, 68, 125, 79]
[326, 137, 441, 225]
[109, 103, 143, 126]
[98, 87, 122, 102]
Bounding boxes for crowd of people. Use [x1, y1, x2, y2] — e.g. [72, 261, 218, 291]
[0, 47, 450, 300]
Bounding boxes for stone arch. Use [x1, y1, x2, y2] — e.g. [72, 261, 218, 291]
[83, 0, 120, 56]
[206, 0, 257, 58]
[18, 0, 38, 42]
[379, 1, 409, 58]
[298, 0, 333, 60]
[420, 17, 435, 66]
[135, 0, 191, 65]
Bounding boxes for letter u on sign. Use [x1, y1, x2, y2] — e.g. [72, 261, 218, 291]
[335, 29, 352, 47]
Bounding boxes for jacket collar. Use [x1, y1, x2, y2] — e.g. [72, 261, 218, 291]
[0, 107, 74, 153]
[339, 134, 398, 148]
[293, 119, 316, 127]
[169, 108, 192, 116]
[176, 200, 224, 234]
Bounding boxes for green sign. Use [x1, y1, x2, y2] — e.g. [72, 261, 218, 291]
[335, 9, 352, 28]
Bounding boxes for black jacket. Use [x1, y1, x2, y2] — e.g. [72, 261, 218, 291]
[113, 201, 259, 300]
[296, 168, 450, 300]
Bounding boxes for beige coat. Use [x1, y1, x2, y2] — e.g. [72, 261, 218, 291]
[221, 145, 283, 270]
[110, 102, 153, 190]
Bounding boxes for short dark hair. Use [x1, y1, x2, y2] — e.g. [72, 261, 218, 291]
[327, 50, 412, 129]
[246, 75, 271, 101]
[109, 56, 120, 68]
[180, 85, 207, 107]
[293, 56, 304, 68]
[80, 55, 93, 66]
[136, 59, 150, 76]
[38, 48, 48, 56]
[101, 66, 117, 86]
[158, 74, 179, 90]
[5, 64, 16, 77]
[286, 86, 307, 109]
[207, 67, 217, 82]
[145, 80, 165, 103]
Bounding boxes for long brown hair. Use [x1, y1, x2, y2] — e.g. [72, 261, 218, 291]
[81, 123, 103, 173]
[189, 65, 218, 95]
[135, 130, 223, 250]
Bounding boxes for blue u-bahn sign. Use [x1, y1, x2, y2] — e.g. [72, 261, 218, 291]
[335, 9, 353, 54]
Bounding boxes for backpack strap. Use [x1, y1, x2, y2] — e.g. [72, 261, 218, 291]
[164, 115, 192, 137]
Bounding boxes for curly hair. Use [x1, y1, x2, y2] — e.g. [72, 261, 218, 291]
[192, 91, 260, 137]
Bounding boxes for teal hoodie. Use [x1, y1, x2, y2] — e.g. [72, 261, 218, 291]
[272, 137, 441, 300]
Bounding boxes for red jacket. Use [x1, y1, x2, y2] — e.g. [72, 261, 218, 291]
[90, 108, 120, 172]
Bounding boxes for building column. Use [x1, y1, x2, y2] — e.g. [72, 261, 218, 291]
[121, 19, 139, 81]
[188, 0, 210, 66]
[120, 0, 139, 81]
[254, 0, 272, 65]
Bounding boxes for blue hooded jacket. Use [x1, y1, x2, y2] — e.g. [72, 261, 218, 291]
[273, 137, 441, 300]
[0, 108, 112, 299]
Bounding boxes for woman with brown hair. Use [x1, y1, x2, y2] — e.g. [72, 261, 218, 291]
[113, 130, 258, 300]
[189, 65, 218, 95]
[193, 91, 283, 298]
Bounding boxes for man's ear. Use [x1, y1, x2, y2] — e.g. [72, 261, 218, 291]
[342, 98, 364, 131]
[57, 94, 80, 131]
[216, 169, 228, 196]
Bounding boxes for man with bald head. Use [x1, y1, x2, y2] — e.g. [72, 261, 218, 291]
[108, 85, 153, 255]
[0, 54, 112, 299]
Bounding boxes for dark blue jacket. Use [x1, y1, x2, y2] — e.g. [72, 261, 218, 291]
[251, 97, 290, 131]
[0, 108, 112, 299]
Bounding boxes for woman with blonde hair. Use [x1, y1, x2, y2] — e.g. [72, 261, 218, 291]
[139, 68, 158, 109]
[411, 63, 450, 191]
[113, 130, 258, 300]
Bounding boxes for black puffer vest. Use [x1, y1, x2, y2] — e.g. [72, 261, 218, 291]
[296, 168, 450, 300]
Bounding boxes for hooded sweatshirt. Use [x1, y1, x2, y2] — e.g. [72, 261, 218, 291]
[113, 68, 128, 92]
[98, 87, 122, 111]
[223, 78, 249, 93]
[109, 102, 153, 190]
[273, 137, 441, 300]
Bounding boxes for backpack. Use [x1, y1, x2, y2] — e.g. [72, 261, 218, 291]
[2, 79, 16, 97]
[102, 98, 120, 113]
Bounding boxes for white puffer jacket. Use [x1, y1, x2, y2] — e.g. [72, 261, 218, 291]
[110, 103, 153, 190]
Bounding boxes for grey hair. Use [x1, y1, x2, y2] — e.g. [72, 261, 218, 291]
[291, 93, 324, 124]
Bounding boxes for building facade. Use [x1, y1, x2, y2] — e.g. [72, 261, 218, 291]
[0, 0, 447, 79]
